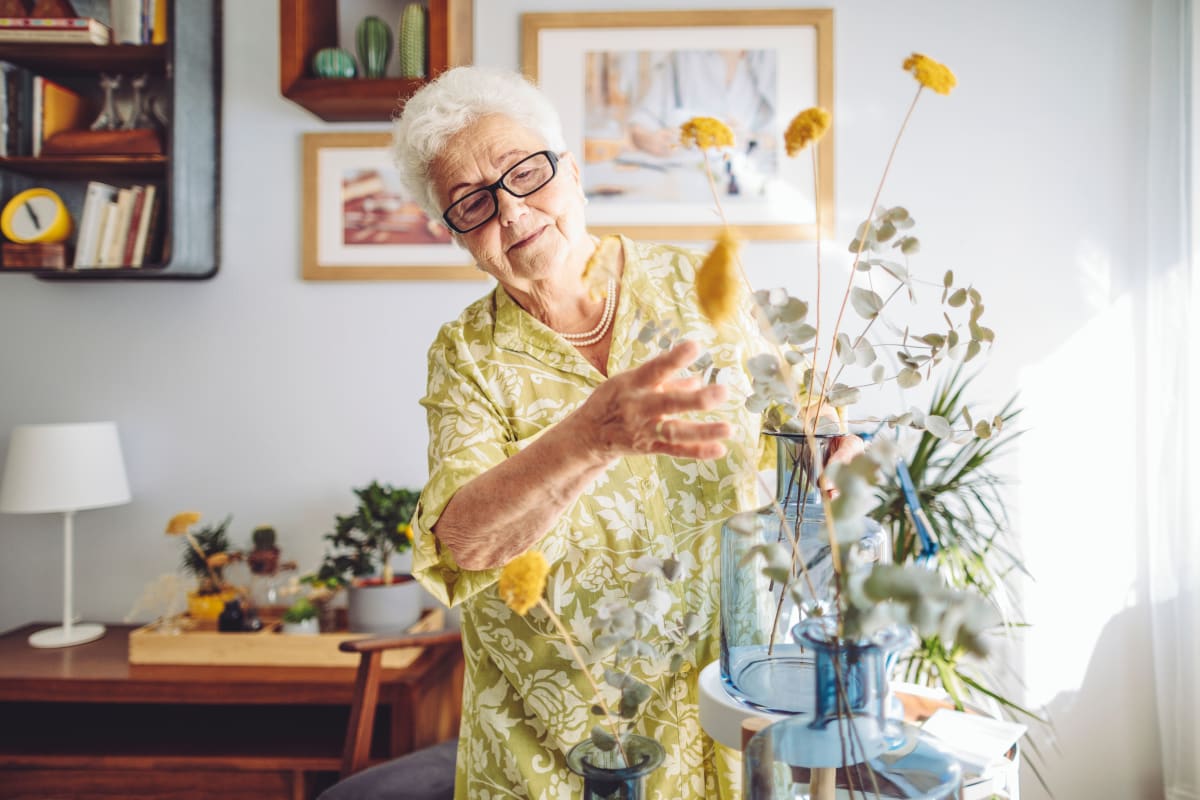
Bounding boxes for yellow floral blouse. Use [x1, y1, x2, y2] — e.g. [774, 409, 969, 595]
[412, 236, 766, 800]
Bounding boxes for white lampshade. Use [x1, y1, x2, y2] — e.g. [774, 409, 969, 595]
[0, 422, 131, 514]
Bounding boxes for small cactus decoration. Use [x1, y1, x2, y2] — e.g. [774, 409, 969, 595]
[355, 15, 392, 79]
[311, 47, 356, 79]
[398, 1, 427, 79]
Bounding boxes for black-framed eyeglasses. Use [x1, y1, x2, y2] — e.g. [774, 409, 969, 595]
[441, 150, 560, 234]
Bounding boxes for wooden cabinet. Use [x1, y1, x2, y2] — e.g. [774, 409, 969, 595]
[279, 0, 472, 122]
[0, 0, 220, 280]
[0, 624, 463, 800]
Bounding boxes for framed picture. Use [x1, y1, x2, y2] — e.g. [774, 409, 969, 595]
[522, 9, 834, 242]
[301, 132, 481, 281]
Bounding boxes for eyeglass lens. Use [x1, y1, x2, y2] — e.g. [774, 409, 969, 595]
[443, 151, 558, 233]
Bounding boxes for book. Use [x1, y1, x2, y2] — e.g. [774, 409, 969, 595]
[0, 17, 111, 45]
[1, 63, 33, 156]
[135, 185, 163, 265]
[108, 0, 141, 44]
[31, 76, 90, 158]
[92, 201, 119, 269]
[102, 186, 137, 267]
[130, 184, 157, 267]
[73, 180, 118, 268]
[151, 0, 168, 44]
[121, 184, 147, 266]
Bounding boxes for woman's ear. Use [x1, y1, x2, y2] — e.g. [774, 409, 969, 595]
[562, 151, 582, 185]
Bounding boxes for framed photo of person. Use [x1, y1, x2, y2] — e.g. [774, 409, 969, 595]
[521, 9, 835, 242]
[301, 132, 481, 281]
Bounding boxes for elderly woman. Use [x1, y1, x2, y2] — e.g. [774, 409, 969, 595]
[394, 66, 764, 799]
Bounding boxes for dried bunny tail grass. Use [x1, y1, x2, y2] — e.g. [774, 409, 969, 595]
[679, 116, 734, 150]
[696, 231, 742, 325]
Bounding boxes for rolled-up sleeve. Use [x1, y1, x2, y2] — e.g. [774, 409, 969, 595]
[411, 326, 511, 607]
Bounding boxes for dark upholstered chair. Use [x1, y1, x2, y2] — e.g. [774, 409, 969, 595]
[317, 629, 461, 800]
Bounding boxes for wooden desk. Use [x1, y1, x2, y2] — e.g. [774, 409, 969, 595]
[0, 623, 462, 800]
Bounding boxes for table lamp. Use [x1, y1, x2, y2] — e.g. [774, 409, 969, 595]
[0, 422, 131, 648]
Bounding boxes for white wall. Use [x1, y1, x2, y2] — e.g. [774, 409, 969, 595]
[0, 1, 1162, 798]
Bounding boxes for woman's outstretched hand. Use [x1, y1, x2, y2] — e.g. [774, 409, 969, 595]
[574, 339, 733, 461]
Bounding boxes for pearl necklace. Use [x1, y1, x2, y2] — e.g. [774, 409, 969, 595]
[552, 277, 617, 347]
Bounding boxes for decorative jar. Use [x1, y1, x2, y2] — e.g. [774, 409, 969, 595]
[566, 734, 664, 800]
[720, 432, 889, 713]
[743, 618, 962, 799]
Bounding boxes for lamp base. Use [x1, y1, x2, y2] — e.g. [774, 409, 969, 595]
[28, 623, 106, 649]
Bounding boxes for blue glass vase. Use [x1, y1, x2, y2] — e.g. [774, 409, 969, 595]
[743, 619, 962, 799]
[720, 433, 889, 713]
[566, 735, 664, 800]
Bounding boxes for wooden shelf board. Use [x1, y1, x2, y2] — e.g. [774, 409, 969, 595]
[0, 155, 167, 181]
[0, 43, 166, 75]
[283, 78, 425, 122]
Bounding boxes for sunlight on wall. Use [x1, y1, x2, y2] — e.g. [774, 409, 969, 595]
[1018, 290, 1136, 709]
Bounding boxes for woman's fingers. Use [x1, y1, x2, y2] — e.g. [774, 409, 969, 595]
[632, 340, 704, 387]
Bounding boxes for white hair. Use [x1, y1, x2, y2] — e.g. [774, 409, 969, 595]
[391, 66, 567, 221]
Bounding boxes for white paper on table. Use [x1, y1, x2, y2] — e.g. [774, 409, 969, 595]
[921, 708, 1027, 777]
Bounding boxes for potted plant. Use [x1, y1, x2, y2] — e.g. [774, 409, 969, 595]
[316, 481, 421, 633]
[280, 597, 320, 635]
[165, 512, 240, 621]
[247, 525, 281, 575]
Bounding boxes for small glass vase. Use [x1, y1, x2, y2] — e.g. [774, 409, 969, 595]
[720, 432, 889, 713]
[742, 618, 962, 799]
[566, 734, 665, 800]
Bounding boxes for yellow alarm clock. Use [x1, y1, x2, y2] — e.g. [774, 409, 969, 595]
[1, 187, 73, 244]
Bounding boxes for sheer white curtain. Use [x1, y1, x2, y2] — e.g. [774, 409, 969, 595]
[1144, 2, 1199, 799]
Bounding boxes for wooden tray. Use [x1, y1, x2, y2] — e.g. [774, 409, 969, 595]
[128, 608, 444, 669]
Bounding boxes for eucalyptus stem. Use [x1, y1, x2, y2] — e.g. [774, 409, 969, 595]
[536, 597, 629, 765]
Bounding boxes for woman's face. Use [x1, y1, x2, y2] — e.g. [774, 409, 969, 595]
[430, 114, 588, 290]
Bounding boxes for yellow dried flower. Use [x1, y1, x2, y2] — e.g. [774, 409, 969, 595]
[499, 550, 549, 616]
[165, 511, 201, 535]
[784, 107, 832, 156]
[696, 231, 741, 325]
[903, 53, 957, 95]
[581, 235, 621, 301]
[206, 552, 229, 569]
[679, 117, 734, 150]
[399, 522, 414, 543]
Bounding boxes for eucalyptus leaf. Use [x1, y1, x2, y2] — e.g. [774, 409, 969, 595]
[897, 368, 922, 388]
[851, 287, 884, 319]
[943, 269, 954, 289]
[828, 383, 861, 407]
[948, 289, 968, 308]
[974, 420, 993, 438]
[872, 363, 886, 385]
[925, 415, 952, 439]
[877, 220, 897, 242]
[898, 236, 920, 255]
[591, 726, 618, 751]
[836, 333, 855, 364]
[854, 339, 877, 366]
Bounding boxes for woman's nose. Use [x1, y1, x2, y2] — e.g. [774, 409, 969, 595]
[496, 189, 528, 225]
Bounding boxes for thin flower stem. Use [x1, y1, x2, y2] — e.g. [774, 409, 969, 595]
[809, 148, 823, 408]
[816, 86, 923, 414]
[536, 597, 629, 765]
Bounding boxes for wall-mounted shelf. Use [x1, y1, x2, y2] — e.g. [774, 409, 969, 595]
[278, 0, 472, 122]
[0, 0, 221, 281]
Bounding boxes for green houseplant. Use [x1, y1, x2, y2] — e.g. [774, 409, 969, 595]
[315, 481, 422, 633]
[165, 512, 240, 621]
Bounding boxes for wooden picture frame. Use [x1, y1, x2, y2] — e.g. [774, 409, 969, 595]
[301, 132, 481, 281]
[521, 9, 835, 242]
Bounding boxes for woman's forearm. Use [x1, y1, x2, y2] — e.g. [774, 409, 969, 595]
[431, 412, 611, 571]
[431, 341, 731, 570]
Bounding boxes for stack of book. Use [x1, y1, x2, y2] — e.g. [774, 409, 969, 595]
[74, 181, 162, 269]
[0, 64, 93, 157]
[0, 17, 112, 46]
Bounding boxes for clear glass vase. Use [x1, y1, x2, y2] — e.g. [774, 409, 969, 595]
[743, 618, 962, 799]
[720, 432, 889, 713]
[566, 735, 665, 800]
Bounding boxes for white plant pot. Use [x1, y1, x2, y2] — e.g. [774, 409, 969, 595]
[347, 575, 421, 634]
[280, 617, 319, 635]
